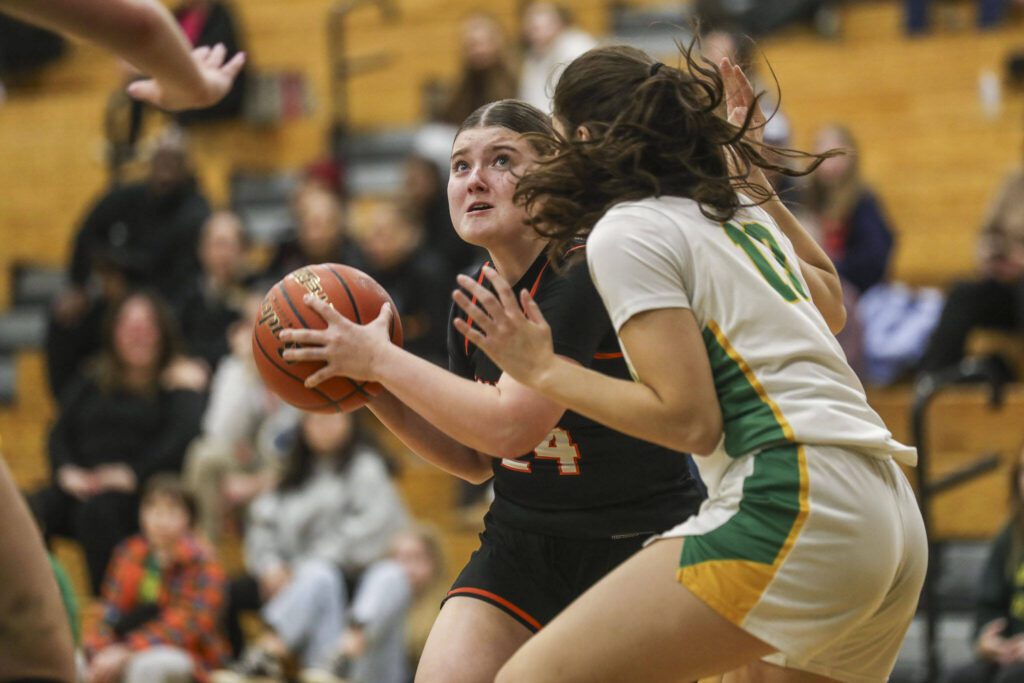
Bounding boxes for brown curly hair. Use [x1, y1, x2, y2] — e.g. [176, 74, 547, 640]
[514, 42, 835, 257]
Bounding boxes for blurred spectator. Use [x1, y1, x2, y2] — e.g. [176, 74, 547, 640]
[30, 292, 207, 593]
[184, 291, 299, 542]
[177, 210, 250, 372]
[920, 165, 1024, 374]
[59, 129, 210, 311]
[83, 475, 229, 683]
[172, 0, 248, 124]
[404, 153, 485, 279]
[940, 443, 1024, 683]
[48, 131, 210, 397]
[436, 12, 517, 126]
[806, 123, 895, 296]
[0, 13, 64, 83]
[695, 0, 838, 36]
[906, 0, 1024, 33]
[360, 201, 450, 365]
[392, 525, 447, 677]
[262, 185, 366, 282]
[518, 2, 597, 113]
[219, 412, 407, 677]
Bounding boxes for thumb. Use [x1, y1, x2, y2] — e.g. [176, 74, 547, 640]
[126, 78, 160, 104]
[376, 302, 394, 326]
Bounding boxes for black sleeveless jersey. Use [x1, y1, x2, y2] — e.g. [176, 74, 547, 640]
[448, 246, 702, 538]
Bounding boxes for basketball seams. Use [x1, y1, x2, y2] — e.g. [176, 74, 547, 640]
[252, 325, 342, 409]
[323, 264, 363, 324]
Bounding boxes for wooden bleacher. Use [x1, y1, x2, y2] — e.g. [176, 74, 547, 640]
[1, 0, 1023, 626]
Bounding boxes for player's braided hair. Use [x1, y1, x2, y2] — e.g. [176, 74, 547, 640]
[515, 42, 834, 257]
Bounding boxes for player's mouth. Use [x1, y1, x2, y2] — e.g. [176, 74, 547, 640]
[467, 202, 493, 214]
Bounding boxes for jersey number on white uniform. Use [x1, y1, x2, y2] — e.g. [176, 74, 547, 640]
[501, 428, 581, 475]
[724, 221, 809, 303]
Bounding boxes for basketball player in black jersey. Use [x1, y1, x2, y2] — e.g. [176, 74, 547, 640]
[280, 99, 703, 683]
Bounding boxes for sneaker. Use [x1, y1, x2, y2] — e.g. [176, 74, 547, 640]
[210, 647, 284, 683]
[297, 653, 352, 683]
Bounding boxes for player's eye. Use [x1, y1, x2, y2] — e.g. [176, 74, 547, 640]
[493, 154, 511, 168]
[452, 159, 469, 173]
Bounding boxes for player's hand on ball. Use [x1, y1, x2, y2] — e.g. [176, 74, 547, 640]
[280, 294, 394, 387]
[452, 266, 556, 388]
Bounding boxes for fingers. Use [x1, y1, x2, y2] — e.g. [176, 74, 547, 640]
[481, 265, 519, 311]
[207, 43, 227, 67]
[455, 273, 504, 322]
[280, 328, 328, 345]
[451, 289, 492, 329]
[220, 51, 247, 78]
[520, 290, 547, 327]
[453, 317, 488, 348]
[303, 294, 347, 324]
[193, 45, 212, 62]
[304, 367, 334, 388]
[281, 345, 327, 363]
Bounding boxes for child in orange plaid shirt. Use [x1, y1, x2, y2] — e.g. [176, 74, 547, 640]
[84, 474, 228, 683]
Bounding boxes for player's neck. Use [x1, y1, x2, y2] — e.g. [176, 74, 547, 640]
[486, 238, 547, 285]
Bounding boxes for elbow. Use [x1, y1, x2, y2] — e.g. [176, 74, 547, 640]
[671, 410, 722, 456]
[489, 425, 549, 461]
[826, 301, 848, 335]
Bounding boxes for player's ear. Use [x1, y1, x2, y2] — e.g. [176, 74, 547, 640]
[575, 126, 591, 141]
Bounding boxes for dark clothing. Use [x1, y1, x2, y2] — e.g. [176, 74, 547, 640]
[176, 279, 245, 371]
[919, 278, 1024, 374]
[223, 573, 261, 657]
[445, 512, 652, 631]
[45, 298, 108, 400]
[974, 524, 1024, 638]
[48, 375, 205, 483]
[366, 249, 450, 365]
[822, 190, 894, 295]
[31, 488, 138, 595]
[941, 524, 1024, 683]
[943, 660, 1024, 683]
[173, 1, 248, 123]
[261, 237, 368, 285]
[30, 374, 205, 593]
[68, 180, 211, 302]
[448, 248, 701, 539]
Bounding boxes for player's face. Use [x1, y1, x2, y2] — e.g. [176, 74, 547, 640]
[448, 126, 537, 250]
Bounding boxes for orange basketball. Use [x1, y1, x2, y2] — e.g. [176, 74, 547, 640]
[252, 263, 403, 413]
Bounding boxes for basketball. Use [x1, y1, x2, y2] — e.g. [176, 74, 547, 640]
[252, 263, 403, 413]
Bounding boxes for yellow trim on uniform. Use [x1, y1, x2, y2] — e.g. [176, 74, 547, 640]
[677, 445, 811, 625]
[705, 320, 794, 441]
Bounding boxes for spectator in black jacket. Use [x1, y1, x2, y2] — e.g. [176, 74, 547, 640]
[942, 443, 1024, 683]
[46, 131, 210, 397]
[30, 291, 207, 594]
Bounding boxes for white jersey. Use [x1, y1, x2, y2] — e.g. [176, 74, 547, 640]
[586, 195, 916, 469]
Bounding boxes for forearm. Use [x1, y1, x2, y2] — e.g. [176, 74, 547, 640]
[530, 357, 720, 455]
[750, 170, 846, 333]
[368, 390, 492, 483]
[0, 0, 204, 94]
[0, 459, 75, 682]
[373, 345, 554, 460]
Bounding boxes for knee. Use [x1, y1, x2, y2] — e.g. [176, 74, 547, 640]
[293, 559, 344, 596]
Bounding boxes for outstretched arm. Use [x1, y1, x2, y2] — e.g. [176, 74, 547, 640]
[280, 296, 566, 482]
[721, 57, 846, 334]
[0, 0, 245, 111]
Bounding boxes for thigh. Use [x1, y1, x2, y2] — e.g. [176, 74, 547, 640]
[444, 519, 563, 631]
[496, 538, 774, 683]
[415, 596, 532, 683]
[725, 661, 839, 683]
